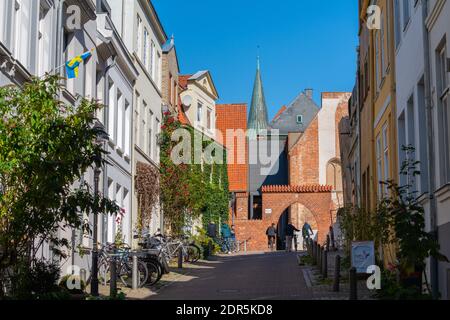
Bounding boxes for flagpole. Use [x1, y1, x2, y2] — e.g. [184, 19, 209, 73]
[49, 48, 96, 77]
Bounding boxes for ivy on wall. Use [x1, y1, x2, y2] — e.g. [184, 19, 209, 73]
[135, 161, 160, 232]
[160, 111, 230, 235]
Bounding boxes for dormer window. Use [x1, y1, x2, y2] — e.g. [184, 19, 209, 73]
[296, 115, 303, 124]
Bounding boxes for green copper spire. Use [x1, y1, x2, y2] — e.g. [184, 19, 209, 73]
[248, 55, 269, 139]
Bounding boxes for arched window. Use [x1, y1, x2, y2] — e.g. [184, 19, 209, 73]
[326, 159, 343, 191]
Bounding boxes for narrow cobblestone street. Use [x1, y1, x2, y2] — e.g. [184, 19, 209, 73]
[147, 252, 313, 300]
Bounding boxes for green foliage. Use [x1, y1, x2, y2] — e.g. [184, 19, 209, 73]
[374, 270, 432, 300]
[9, 260, 70, 300]
[160, 111, 230, 236]
[338, 146, 448, 298]
[190, 227, 220, 259]
[59, 274, 86, 294]
[0, 75, 120, 297]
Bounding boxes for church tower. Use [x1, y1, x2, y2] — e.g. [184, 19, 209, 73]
[247, 57, 269, 138]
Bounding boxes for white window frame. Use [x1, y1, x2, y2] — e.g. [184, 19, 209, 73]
[376, 134, 383, 199]
[382, 123, 390, 195]
[136, 15, 142, 58]
[197, 102, 203, 124]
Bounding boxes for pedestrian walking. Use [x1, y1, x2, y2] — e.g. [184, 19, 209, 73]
[302, 222, 314, 250]
[285, 223, 300, 252]
[221, 223, 232, 254]
[265, 223, 277, 251]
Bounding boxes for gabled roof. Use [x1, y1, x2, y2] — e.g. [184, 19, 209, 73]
[272, 105, 287, 122]
[179, 71, 219, 99]
[162, 36, 180, 73]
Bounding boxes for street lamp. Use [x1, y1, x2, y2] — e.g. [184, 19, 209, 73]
[90, 120, 109, 296]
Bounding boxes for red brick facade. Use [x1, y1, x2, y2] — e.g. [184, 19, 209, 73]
[234, 187, 332, 251]
[288, 116, 319, 185]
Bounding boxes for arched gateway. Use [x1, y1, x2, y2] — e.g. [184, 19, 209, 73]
[234, 185, 333, 252]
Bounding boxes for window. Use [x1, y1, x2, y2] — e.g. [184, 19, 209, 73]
[206, 109, 212, 130]
[296, 115, 303, 124]
[0, 0, 5, 43]
[375, 30, 381, 90]
[168, 74, 173, 105]
[437, 40, 450, 183]
[116, 90, 123, 150]
[37, 3, 51, 76]
[380, 12, 386, 76]
[155, 118, 160, 160]
[326, 160, 343, 191]
[143, 29, 149, 69]
[136, 15, 142, 58]
[124, 101, 130, 156]
[383, 124, 390, 195]
[148, 110, 154, 157]
[403, 0, 411, 31]
[376, 134, 383, 198]
[197, 102, 203, 124]
[437, 44, 448, 96]
[13, 0, 21, 59]
[156, 52, 162, 88]
[417, 79, 429, 192]
[150, 40, 155, 80]
[398, 112, 407, 188]
[141, 101, 147, 149]
[394, 0, 401, 48]
[407, 95, 416, 191]
[135, 92, 140, 148]
[108, 80, 115, 141]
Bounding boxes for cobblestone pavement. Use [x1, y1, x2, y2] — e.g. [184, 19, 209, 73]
[300, 250, 376, 300]
[93, 250, 376, 300]
[145, 251, 313, 300]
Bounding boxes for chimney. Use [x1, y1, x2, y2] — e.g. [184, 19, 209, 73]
[305, 89, 313, 100]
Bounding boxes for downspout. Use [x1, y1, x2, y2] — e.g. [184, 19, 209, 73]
[421, 0, 439, 299]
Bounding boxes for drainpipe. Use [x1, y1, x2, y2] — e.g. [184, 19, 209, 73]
[421, 0, 439, 299]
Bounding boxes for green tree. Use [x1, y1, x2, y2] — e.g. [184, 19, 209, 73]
[0, 76, 119, 297]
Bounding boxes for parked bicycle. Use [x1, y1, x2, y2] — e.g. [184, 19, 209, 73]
[87, 242, 149, 288]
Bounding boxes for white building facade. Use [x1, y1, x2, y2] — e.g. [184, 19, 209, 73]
[394, 0, 450, 299]
[179, 71, 219, 140]
[106, 0, 166, 238]
[424, 0, 450, 300]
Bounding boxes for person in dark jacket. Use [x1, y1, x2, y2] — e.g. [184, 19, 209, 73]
[265, 223, 277, 251]
[285, 223, 300, 252]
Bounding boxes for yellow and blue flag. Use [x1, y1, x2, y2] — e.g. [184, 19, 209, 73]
[65, 49, 93, 79]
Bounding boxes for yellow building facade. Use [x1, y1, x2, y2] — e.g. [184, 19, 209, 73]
[359, 0, 398, 213]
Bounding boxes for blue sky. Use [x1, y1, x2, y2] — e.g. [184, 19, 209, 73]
[153, 0, 359, 120]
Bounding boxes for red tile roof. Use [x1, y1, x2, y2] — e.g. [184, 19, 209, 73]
[262, 185, 333, 193]
[216, 103, 248, 192]
[179, 74, 192, 90]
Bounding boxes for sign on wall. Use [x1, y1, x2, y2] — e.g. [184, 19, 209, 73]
[265, 208, 272, 214]
[351, 241, 375, 274]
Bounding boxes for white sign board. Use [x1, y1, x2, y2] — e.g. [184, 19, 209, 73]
[265, 208, 272, 214]
[351, 241, 375, 274]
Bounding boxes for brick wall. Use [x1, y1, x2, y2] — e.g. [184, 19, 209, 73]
[234, 191, 332, 251]
[288, 116, 319, 185]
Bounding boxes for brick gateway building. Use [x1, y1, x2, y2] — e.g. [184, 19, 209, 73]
[217, 60, 350, 251]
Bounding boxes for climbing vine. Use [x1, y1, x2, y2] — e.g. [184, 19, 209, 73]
[135, 161, 160, 232]
[160, 111, 230, 235]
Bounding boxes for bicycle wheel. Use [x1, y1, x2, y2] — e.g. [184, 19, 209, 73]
[119, 260, 149, 288]
[146, 260, 162, 286]
[98, 260, 111, 286]
[186, 244, 201, 262]
[86, 258, 110, 286]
